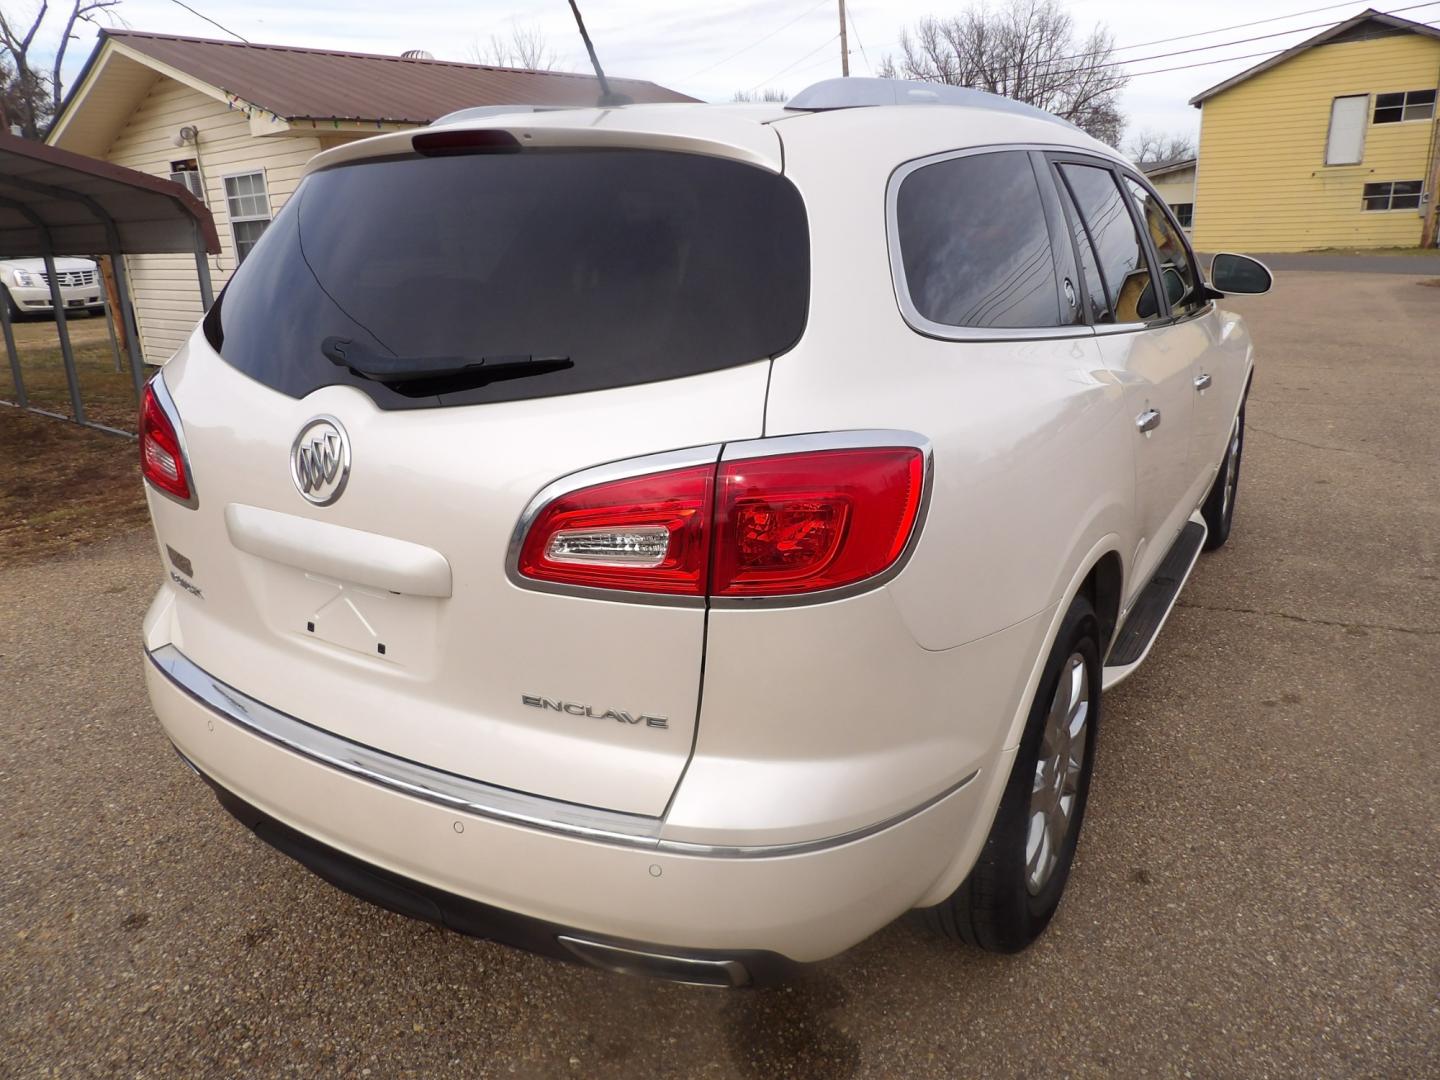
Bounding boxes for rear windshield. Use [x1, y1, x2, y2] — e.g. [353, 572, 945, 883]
[206, 148, 810, 409]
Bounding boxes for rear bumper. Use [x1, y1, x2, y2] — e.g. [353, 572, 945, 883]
[144, 643, 998, 970]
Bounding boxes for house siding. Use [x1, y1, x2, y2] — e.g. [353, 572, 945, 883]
[1192, 33, 1440, 252]
[104, 76, 329, 362]
[1149, 166, 1196, 225]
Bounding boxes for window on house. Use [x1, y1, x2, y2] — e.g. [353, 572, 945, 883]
[1325, 95, 1368, 165]
[223, 171, 273, 264]
[1362, 180, 1424, 211]
[1373, 89, 1436, 124]
[1172, 203, 1194, 229]
[169, 159, 204, 201]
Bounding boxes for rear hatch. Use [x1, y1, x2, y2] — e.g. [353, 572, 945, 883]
[152, 129, 808, 816]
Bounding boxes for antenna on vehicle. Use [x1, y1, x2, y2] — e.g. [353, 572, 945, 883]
[566, 0, 630, 107]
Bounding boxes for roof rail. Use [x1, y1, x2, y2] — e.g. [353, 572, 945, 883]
[430, 105, 579, 126]
[784, 77, 1076, 129]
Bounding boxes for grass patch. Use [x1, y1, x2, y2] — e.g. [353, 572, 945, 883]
[2, 312, 141, 431]
[1, 313, 151, 564]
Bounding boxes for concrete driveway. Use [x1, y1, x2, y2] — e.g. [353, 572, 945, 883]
[2, 271, 1437, 1078]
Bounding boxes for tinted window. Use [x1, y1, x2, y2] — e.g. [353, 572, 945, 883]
[1057, 163, 1159, 324]
[1054, 175, 1110, 324]
[1124, 176, 1203, 317]
[209, 149, 809, 410]
[895, 151, 1062, 329]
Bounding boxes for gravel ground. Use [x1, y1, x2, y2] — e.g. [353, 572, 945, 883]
[2, 271, 1437, 1078]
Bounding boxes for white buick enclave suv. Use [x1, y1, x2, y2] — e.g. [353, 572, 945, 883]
[140, 79, 1271, 986]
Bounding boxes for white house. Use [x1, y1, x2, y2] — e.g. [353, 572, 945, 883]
[47, 30, 695, 363]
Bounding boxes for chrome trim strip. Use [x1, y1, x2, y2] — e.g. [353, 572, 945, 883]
[503, 443, 724, 608]
[144, 371, 199, 510]
[708, 429, 934, 609]
[147, 644, 978, 858]
[885, 143, 1119, 344]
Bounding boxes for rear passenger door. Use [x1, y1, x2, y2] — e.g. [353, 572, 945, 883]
[1049, 156, 1200, 601]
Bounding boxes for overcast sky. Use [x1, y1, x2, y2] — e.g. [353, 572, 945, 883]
[20, 0, 1440, 146]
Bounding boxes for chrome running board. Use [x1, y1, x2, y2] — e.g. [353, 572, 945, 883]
[1103, 516, 1207, 690]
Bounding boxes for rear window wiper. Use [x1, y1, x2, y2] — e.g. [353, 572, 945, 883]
[322, 337, 573, 386]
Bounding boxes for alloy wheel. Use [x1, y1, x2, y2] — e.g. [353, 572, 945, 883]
[1026, 653, 1090, 895]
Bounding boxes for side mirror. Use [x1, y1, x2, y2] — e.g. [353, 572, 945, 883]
[1209, 253, 1273, 295]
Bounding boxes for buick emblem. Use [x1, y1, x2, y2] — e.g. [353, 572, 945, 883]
[290, 416, 351, 506]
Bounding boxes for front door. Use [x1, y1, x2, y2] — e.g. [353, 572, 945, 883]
[1050, 157, 1201, 601]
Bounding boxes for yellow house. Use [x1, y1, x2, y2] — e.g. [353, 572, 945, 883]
[1190, 8, 1440, 252]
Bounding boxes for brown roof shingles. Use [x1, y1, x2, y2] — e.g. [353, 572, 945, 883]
[104, 29, 698, 124]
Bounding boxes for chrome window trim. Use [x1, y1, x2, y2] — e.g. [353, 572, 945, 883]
[148, 643, 978, 858]
[884, 142, 1126, 344]
[143, 371, 199, 510]
[505, 430, 934, 610]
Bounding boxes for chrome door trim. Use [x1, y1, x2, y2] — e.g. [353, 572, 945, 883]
[148, 644, 978, 858]
[885, 142, 1118, 344]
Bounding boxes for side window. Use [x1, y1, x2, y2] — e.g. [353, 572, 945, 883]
[894, 150, 1063, 329]
[1123, 176, 1203, 318]
[1056, 162, 1160, 325]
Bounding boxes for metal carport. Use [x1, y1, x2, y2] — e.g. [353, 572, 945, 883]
[0, 131, 220, 434]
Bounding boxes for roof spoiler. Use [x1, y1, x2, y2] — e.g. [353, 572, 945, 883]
[430, 105, 580, 127]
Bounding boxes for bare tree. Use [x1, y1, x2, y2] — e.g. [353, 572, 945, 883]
[1126, 128, 1195, 165]
[732, 88, 787, 103]
[882, 0, 1128, 146]
[469, 24, 557, 71]
[0, 0, 121, 138]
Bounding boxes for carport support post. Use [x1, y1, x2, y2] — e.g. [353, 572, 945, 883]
[0, 288, 26, 409]
[107, 242, 145, 401]
[193, 224, 214, 310]
[41, 252, 86, 426]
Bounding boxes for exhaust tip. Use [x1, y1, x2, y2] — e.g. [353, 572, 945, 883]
[557, 935, 750, 988]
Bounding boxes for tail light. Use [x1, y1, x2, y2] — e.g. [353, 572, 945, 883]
[514, 437, 926, 601]
[139, 380, 195, 506]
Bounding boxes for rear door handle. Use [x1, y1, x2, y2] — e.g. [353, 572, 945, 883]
[1194, 372, 1213, 391]
[1136, 408, 1162, 434]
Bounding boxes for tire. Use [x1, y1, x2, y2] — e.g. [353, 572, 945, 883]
[920, 595, 1101, 952]
[1200, 402, 1245, 551]
[1, 287, 18, 324]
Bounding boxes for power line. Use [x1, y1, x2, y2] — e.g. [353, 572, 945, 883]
[1098, 0, 1390, 54]
[748, 32, 838, 92]
[686, 0, 829, 80]
[902, 2, 1440, 88]
[847, 5, 873, 76]
[875, 0, 1439, 81]
[166, 0, 249, 43]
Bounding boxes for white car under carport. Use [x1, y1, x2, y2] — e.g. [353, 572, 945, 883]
[0, 256, 105, 320]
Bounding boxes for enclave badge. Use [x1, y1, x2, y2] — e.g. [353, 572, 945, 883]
[291, 416, 351, 506]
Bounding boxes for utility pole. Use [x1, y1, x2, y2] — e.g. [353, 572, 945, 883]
[838, 0, 849, 77]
